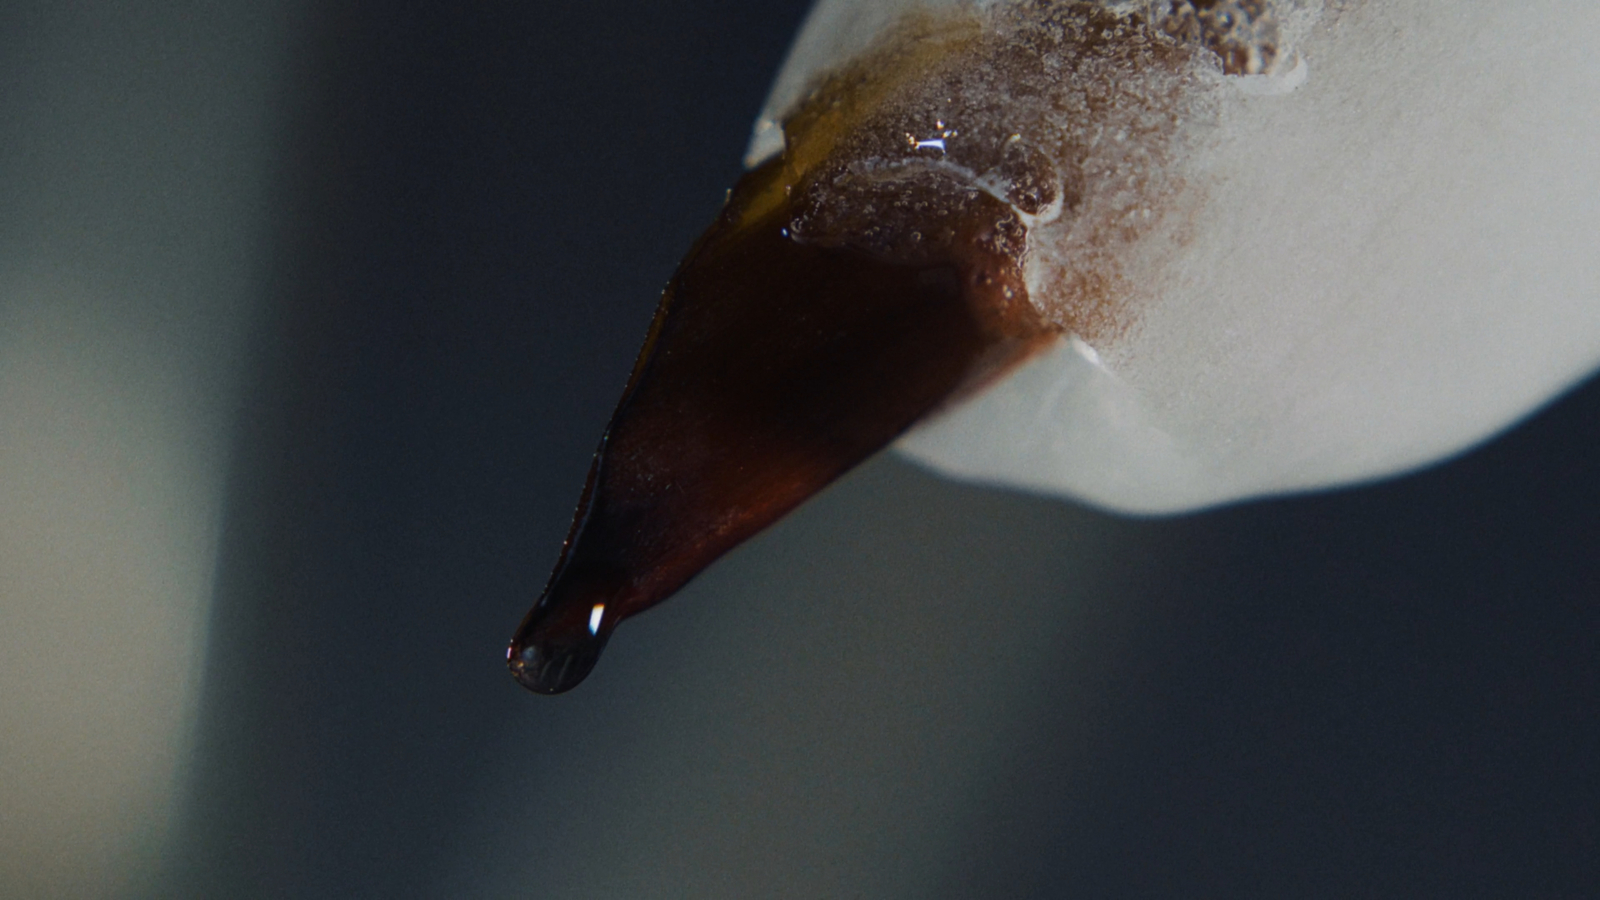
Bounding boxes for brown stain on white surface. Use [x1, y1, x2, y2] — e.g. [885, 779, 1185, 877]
[772, 0, 1312, 350]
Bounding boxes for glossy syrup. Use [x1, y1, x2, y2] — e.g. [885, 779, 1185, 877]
[507, 156, 1047, 693]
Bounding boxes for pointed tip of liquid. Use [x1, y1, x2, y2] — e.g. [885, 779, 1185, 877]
[510, 562, 629, 694]
[507, 626, 611, 694]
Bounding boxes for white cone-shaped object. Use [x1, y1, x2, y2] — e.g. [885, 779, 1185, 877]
[749, 0, 1600, 514]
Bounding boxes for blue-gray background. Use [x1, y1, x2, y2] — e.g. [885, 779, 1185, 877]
[133, 0, 1597, 896]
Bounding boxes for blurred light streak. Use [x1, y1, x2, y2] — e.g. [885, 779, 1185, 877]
[0, 3, 303, 895]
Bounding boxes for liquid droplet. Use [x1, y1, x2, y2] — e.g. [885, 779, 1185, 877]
[508, 617, 610, 695]
[508, 561, 621, 694]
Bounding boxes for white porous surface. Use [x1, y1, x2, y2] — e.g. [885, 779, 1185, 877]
[755, 0, 1600, 513]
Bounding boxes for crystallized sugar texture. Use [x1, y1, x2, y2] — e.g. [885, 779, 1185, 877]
[782, 4, 1218, 345]
[753, 0, 1600, 513]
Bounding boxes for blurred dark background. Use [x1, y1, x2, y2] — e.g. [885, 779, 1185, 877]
[108, 0, 1600, 896]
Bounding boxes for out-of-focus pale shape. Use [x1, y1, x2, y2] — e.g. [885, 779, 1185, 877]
[751, 0, 1600, 513]
[0, 2, 299, 895]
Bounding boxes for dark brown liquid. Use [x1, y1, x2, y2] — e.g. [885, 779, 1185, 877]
[508, 157, 1047, 694]
[507, 0, 1293, 692]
